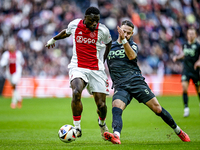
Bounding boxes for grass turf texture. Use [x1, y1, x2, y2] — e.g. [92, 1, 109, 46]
[0, 96, 199, 150]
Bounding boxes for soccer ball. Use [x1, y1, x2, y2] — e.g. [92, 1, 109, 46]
[58, 124, 77, 143]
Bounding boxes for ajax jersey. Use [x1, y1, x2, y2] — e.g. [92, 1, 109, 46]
[66, 19, 112, 70]
[0, 50, 24, 76]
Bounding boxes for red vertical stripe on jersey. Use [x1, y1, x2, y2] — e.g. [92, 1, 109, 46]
[75, 20, 99, 70]
[9, 51, 16, 74]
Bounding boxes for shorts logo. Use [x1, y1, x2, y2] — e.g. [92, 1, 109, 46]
[76, 36, 96, 44]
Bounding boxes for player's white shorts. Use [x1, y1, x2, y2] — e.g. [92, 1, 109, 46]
[6, 72, 21, 85]
[69, 68, 109, 95]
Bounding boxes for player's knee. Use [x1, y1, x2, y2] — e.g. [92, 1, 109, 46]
[112, 99, 126, 110]
[97, 102, 106, 111]
[72, 89, 82, 100]
[154, 106, 162, 114]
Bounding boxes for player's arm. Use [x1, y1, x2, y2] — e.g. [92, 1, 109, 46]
[0, 52, 8, 67]
[194, 57, 200, 70]
[117, 26, 136, 60]
[45, 29, 71, 49]
[194, 47, 200, 70]
[104, 41, 112, 62]
[173, 49, 184, 62]
[0, 52, 8, 75]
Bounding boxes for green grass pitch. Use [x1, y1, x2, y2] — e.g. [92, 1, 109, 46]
[0, 96, 200, 150]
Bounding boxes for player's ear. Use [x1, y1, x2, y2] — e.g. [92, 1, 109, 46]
[131, 31, 134, 36]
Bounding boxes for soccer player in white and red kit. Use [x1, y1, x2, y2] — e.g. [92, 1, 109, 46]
[46, 7, 112, 140]
[0, 39, 24, 109]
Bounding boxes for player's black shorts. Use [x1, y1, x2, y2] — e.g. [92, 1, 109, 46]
[112, 76, 155, 106]
[181, 70, 200, 87]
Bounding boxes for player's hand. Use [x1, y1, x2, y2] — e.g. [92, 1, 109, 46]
[117, 26, 125, 40]
[45, 38, 56, 49]
[172, 56, 177, 62]
[194, 60, 200, 70]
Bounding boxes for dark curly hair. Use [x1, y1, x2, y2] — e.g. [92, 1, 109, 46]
[85, 7, 100, 15]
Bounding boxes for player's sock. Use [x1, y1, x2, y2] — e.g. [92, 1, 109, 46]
[98, 117, 106, 126]
[12, 89, 17, 104]
[156, 107, 177, 129]
[183, 93, 188, 108]
[114, 131, 120, 138]
[73, 115, 81, 129]
[112, 107, 123, 134]
[16, 89, 22, 102]
[173, 125, 181, 134]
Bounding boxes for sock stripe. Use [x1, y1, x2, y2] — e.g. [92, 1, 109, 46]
[99, 117, 105, 121]
[73, 115, 81, 121]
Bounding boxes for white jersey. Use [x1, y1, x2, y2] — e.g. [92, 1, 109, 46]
[0, 50, 24, 79]
[66, 19, 112, 70]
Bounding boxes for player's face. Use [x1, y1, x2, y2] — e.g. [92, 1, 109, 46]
[187, 29, 196, 43]
[120, 25, 133, 40]
[8, 44, 15, 52]
[84, 14, 100, 32]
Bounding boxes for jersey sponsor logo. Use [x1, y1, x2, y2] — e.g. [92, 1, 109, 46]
[108, 49, 126, 59]
[76, 36, 96, 44]
[183, 48, 195, 57]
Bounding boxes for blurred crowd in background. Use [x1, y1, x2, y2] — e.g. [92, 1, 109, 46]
[0, 0, 200, 77]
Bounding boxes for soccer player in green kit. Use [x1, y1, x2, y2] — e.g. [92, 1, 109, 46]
[173, 26, 200, 117]
[103, 20, 190, 144]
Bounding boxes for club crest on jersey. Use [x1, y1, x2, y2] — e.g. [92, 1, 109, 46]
[90, 32, 96, 38]
[192, 44, 196, 49]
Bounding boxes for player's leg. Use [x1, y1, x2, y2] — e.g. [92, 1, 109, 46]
[12, 73, 23, 108]
[193, 78, 200, 114]
[103, 98, 125, 144]
[10, 84, 17, 109]
[104, 89, 130, 144]
[71, 78, 86, 137]
[88, 70, 110, 140]
[93, 92, 109, 140]
[182, 81, 190, 117]
[196, 85, 200, 114]
[146, 97, 190, 142]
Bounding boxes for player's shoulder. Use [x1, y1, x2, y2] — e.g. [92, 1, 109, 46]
[195, 41, 200, 47]
[111, 41, 119, 48]
[16, 50, 23, 55]
[129, 40, 138, 51]
[182, 41, 188, 47]
[2, 51, 9, 56]
[129, 40, 137, 46]
[98, 23, 110, 33]
[68, 18, 82, 27]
